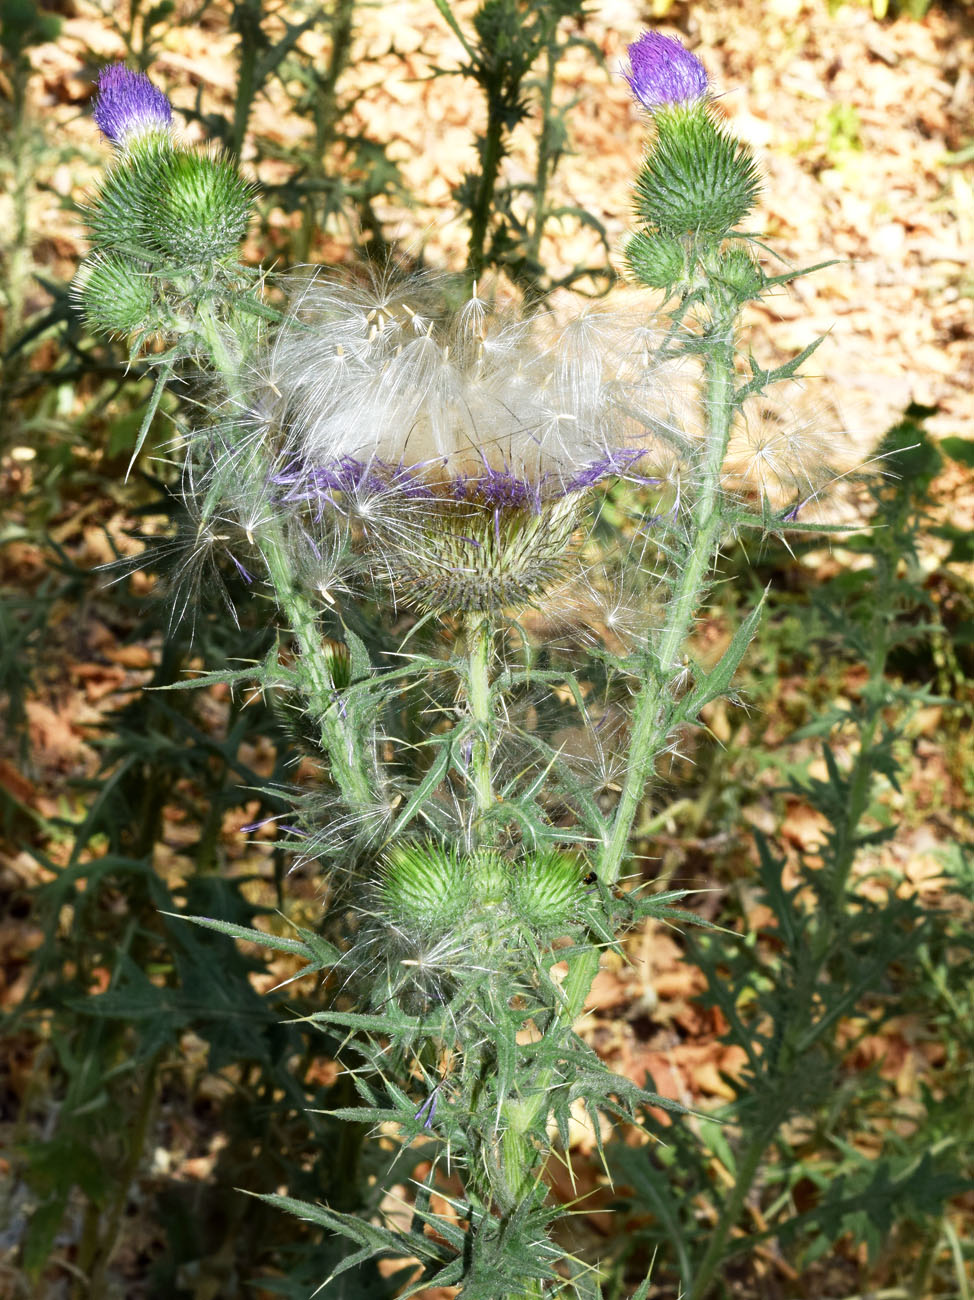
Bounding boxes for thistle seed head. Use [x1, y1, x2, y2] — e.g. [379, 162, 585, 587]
[377, 490, 585, 614]
[723, 394, 849, 510]
[255, 266, 678, 611]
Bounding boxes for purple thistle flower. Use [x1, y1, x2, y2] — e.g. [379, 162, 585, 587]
[475, 465, 543, 513]
[414, 1085, 440, 1130]
[92, 65, 173, 148]
[564, 448, 653, 492]
[624, 32, 708, 112]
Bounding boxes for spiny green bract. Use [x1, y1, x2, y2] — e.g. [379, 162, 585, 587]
[378, 841, 471, 934]
[625, 229, 688, 292]
[510, 848, 585, 934]
[73, 252, 161, 337]
[471, 849, 509, 905]
[634, 104, 761, 239]
[712, 245, 764, 299]
[144, 151, 254, 264]
[85, 147, 252, 266]
[385, 494, 583, 614]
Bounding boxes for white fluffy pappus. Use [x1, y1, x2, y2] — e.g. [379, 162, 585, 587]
[255, 264, 684, 492]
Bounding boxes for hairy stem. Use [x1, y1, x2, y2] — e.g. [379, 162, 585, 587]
[195, 303, 375, 812]
[467, 101, 507, 283]
[598, 312, 737, 888]
[525, 43, 557, 273]
[465, 611, 495, 835]
[499, 306, 742, 1245]
[261, 536, 374, 809]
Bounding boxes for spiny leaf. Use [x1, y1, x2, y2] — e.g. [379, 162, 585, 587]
[160, 912, 341, 967]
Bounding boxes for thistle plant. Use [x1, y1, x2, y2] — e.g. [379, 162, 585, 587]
[74, 42, 852, 1297]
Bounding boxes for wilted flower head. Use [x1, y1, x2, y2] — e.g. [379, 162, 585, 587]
[624, 32, 708, 112]
[251, 267, 676, 612]
[92, 65, 173, 149]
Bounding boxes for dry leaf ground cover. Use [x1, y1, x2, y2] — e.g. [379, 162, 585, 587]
[1, 0, 973, 1296]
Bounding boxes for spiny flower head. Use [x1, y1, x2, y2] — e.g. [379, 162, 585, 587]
[624, 31, 709, 112]
[92, 65, 173, 149]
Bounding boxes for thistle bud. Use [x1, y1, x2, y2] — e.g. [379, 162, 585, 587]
[624, 31, 760, 241]
[633, 107, 761, 239]
[624, 229, 688, 293]
[713, 246, 764, 300]
[472, 850, 509, 906]
[321, 639, 352, 690]
[510, 850, 585, 934]
[86, 156, 164, 254]
[378, 842, 471, 936]
[72, 252, 161, 338]
[142, 152, 254, 265]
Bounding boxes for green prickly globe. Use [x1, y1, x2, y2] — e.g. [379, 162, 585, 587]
[144, 151, 253, 264]
[625, 229, 687, 291]
[510, 849, 584, 933]
[73, 252, 160, 337]
[86, 151, 166, 253]
[634, 105, 761, 238]
[715, 246, 764, 298]
[378, 841, 471, 934]
[472, 850, 509, 906]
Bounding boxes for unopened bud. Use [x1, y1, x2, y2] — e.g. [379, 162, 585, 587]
[143, 152, 254, 264]
[511, 850, 585, 934]
[72, 252, 160, 337]
[379, 841, 471, 936]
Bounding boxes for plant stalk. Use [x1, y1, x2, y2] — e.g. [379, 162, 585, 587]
[467, 99, 507, 283]
[195, 303, 376, 812]
[598, 312, 737, 888]
[685, 1117, 780, 1300]
[465, 611, 495, 834]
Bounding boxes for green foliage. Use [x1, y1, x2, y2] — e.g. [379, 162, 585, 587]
[613, 406, 974, 1298]
[3, 516, 412, 1292]
[433, 0, 613, 294]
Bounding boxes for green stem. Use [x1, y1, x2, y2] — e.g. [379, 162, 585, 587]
[84, 1056, 162, 1298]
[467, 99, 507, 283]
[685, 1117, 779, 1300]
[194, 303, 375, 811]
[525, 44, 557, 272]
[465, 611, 494, 832]
[598, 313, 737, 888]
[230, 0, 261, 158]
[261, 535, 374, 809]
[500, 306, 742, 1232]
[297, 0, 355, 263]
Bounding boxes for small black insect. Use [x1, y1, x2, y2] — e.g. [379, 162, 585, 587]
[582, 871, 598, 886]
